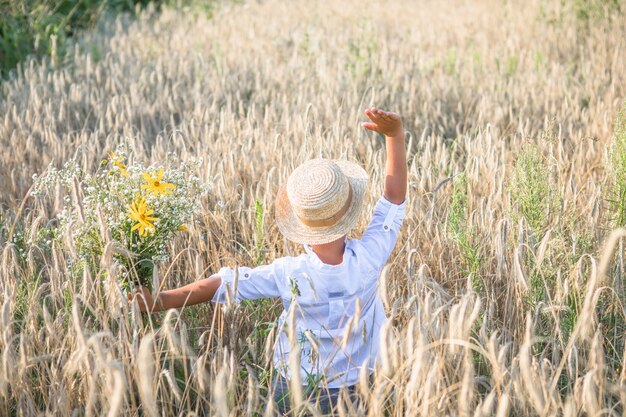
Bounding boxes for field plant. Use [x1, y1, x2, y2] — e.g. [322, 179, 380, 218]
[603, 103, 626, 366]
[447, 173, 482, 290]
[0, 0, 625, 416]
[608, 103, 626, 300]
[508, 140, 559, 312]
[573, 0, 623, 29]
[509, 143, 555, 244]
[608, 105, 626, 229]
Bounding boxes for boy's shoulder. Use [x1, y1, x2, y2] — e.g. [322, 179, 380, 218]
[346, 238, 378, 268]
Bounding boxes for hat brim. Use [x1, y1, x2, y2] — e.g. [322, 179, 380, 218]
[275, 160, 369, 245]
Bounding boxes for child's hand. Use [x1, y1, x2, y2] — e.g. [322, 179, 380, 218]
[363, 108, 403, 138]
[128, 286, 154, 312]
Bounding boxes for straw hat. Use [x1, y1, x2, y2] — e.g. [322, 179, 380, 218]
[275, 159, 369, 245]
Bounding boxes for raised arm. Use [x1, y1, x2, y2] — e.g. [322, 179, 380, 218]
[363, 108, 407, 204]
[130, 275, 222, 312]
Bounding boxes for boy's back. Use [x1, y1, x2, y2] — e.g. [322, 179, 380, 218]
[212, 195, 406, 387]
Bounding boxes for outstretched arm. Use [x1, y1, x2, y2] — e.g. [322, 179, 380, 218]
[129, 260, 284, 312]
[363, 108, 407, 204]
[130, 275, 222, 312]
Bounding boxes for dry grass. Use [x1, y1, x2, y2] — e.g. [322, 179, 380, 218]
[1, 0, 626, 415]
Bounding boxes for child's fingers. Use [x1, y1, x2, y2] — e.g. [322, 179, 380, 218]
[365, 109, 382, 123]
[362, 122, 380, 132]
[380, 110, 400, 121]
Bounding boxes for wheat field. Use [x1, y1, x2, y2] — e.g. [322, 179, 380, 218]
[1, 0, 625, 415]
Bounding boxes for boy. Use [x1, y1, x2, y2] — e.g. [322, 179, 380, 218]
[131, 108, 407, 414]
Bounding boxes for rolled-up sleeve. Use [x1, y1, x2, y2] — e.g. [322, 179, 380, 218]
[212, 261, 283, 304]
[358, 196, 406, 270]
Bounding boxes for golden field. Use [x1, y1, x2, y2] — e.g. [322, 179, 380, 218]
[0, 0, 625, 415]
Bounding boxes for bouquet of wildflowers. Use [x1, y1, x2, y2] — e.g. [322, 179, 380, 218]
[32, 145, 209, 291]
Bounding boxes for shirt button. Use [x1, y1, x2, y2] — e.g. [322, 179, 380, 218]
[244, 273, 249, 278]
[383, 225, 389, 230]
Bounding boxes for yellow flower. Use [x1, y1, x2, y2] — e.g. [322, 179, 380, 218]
[141, 169, 175, 196]
[128, 195, 158, 237]
[178, 224, 188, 231]
[109, 152, 129, 176]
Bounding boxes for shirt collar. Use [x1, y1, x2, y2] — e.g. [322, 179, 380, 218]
[303, 238, 350, 269]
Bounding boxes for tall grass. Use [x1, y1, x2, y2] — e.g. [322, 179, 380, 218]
[448, 173, 482, 291]
[0, 0, 625, 415]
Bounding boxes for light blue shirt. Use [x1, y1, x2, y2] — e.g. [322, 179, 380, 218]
[212, 196, 406, 388]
